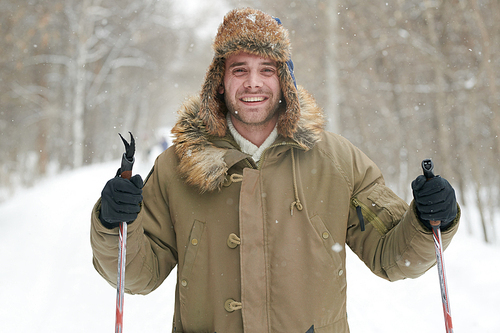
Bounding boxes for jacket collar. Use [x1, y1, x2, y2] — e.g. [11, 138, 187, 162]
[171, 86, 325, 193]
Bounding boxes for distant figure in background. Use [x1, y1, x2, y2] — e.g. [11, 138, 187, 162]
[90, 8, 459, 333]
[160, 136, 169, 151]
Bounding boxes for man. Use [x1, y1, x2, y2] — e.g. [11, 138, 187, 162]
[91, 8, 459, 333]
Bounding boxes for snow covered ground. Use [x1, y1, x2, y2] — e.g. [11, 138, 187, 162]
[0, 158, 498, 332]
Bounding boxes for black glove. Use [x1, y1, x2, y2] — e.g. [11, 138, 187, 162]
[411, 175, 457, 230]
[99, 174, 143, 229]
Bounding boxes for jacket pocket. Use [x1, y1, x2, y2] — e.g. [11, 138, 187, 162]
[178, 219, 214, 332]
[180, 219, 206, 284]
[351, 183, 409, 236]
[368, 183, 408, 222]
[351, 197, 387, 235]
[309, 215, 343, 269]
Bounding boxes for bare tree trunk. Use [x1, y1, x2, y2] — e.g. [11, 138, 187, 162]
[324, 0, 341, 134]
[465, 82, 492, 243]
[65, 0, 92, 168]
[468, 0, 500, 158]
[73, 50, 87, 168]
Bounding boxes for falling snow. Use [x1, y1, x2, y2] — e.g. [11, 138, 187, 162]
[332, 243, 343, 253]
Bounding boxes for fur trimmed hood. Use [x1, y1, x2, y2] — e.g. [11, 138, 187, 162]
[172, 87, 325, 193]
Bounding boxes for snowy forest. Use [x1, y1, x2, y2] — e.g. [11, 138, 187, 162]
[1, 0, 499, 244]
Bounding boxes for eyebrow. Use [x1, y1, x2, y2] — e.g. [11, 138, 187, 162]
[228, 62, 246, 69]
[228, 61, 277, 69]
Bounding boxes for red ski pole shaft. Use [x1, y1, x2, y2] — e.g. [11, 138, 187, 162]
[116, 222, 127, 333]
[115, 133, 135, 333]
[430, 221, 454, 333]
[422, 159, 454, 333]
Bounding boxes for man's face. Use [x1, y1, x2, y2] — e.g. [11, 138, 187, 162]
[219, 52, 283, 131]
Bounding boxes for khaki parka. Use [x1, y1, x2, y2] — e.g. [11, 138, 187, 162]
[91, 93, 460, 333]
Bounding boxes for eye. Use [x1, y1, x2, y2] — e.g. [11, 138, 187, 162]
[232, 68, 247, 76]
[261, 67, 276, 76]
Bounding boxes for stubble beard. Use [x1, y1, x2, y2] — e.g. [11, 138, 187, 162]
[224, 92, 284, 128]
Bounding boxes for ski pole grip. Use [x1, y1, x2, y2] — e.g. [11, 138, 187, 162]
[421, 159, 441, 228]
[422, 158, 435, 179]
[120, 154, 134, 180]
[119, 132, 135, 180]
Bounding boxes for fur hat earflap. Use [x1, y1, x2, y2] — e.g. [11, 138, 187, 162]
[199, 8, 301, 138]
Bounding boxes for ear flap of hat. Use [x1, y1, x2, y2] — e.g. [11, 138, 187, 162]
[200, 57, 227, 137]
[277, 62, 300, 138]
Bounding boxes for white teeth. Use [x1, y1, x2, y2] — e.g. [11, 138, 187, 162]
[242, 96, 265, 102]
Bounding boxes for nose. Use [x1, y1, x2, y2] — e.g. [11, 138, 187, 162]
[244, 70, 263, 89]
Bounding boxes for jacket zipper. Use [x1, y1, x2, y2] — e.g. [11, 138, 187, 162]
[351, 198, 389, 235]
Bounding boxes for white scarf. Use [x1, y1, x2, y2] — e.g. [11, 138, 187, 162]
[226, 113, 278, 163]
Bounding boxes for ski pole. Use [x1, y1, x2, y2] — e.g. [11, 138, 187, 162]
[421, 159, 454, 333]
[115, 132, 135, 333]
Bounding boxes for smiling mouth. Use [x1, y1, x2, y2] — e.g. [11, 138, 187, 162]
[241, 96, 266, 102]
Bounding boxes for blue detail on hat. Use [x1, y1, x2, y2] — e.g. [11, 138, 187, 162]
[273, 17, 297, 89]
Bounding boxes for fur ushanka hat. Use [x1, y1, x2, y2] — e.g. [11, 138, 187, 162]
[200, 8, 301, 139]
